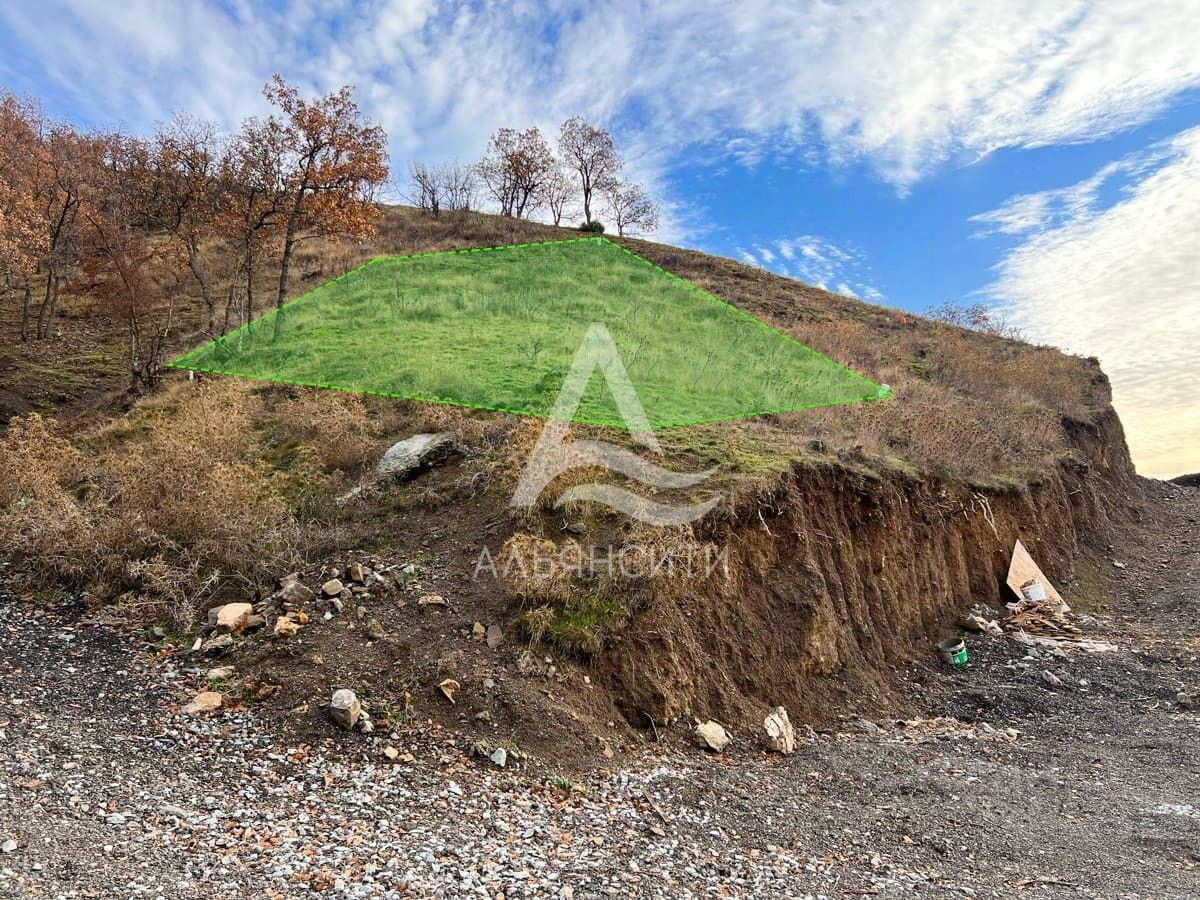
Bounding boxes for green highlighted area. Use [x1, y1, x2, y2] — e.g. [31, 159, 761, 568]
[170, 237, 883, 428]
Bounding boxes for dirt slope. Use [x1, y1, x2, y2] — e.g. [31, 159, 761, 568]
[0, 205, 1149, 763]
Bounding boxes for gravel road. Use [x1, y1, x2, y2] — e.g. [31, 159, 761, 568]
[0, 482, 1196, 898]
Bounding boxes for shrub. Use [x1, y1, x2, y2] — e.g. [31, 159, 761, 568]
[578, 220, 605, 234]
[0, 383, 300, 628]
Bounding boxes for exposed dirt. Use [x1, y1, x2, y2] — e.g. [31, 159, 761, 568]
[0, 480, 1195, 897]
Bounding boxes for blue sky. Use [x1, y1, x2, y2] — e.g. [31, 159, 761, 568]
[2, 1, 1198, 477]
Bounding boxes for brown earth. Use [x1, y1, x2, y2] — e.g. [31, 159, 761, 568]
[0, 204, 1157, 772]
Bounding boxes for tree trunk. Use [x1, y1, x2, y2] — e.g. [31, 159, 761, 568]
[19, 280, 32, 342]
[277, 190, 306, 309]
[36, 272, 59, 340]
[245, 245, 255, 326]
[187, 235, 215, 335]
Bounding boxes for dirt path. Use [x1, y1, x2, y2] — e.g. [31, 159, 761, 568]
[0, 482, 1196, 898]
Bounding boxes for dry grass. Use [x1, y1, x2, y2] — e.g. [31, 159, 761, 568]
[0, 382, 300, 627]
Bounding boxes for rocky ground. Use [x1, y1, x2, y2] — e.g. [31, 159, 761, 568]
[0, 480, 1197, 899]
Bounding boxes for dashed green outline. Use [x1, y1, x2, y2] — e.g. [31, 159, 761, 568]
[168, 236, 890, 429]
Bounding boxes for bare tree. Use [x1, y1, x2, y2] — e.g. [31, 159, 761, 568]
[220, 116, 289, 328]
[148, 116, 226, 335]
[408, 162, 443, 216]
[409, 161, 477, 216]
[927, 300, 1025, 340]
[440, 162, 478, 213]
[603, 180, 659, 236]
[477, 127, 554, 219]
[541, 163, 575, 227]
[33, 124, 88, 339]
[557, 117, 621, 226]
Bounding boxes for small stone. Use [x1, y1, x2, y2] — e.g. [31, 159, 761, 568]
[1, 839, 17, 853]
[201, 634, 233, 656]
[348, 562, 365, 583]
[105, 813, 126, 826]
[273, 616, 300, 638]
[694, 720, 730, 752]
[489, 747, 508, 768]
[418, 594, 447, 607]
[329, 689, 361, 729]
[1042, 669, 1063, 687]
[244, 613, 266, 631]
[438, 649, 464, 675]
[182, 691, 223, 716]
[486, 624, 504, 649]
[206, 666, 235, 681]
[279, 580, 313, 605]
[762, 706, 796, 754]
[322, 579, 344, 597]
[364, 619, 386, 641]
[383, 746, 400, 761]
[472, 622, 486, 642]
[213, 602, 253, 634]
[438, 678, 460, 704]
[1177, 691, 1196, 710]
[516, 650, 539, 676]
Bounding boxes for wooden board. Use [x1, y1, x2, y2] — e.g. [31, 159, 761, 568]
[1006, 539, 1069, 613]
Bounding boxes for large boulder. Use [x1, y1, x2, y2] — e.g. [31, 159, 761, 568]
[375, 433, 457, 479]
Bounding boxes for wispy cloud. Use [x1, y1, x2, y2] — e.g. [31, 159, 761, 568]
[739, 235, 884, 302]
[2, 0, 1198, 203]
[980, 126, 1200, 478]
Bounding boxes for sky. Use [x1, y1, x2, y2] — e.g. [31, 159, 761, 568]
[1, 0, 1197, 477]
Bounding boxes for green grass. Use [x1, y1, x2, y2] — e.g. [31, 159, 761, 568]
[170, 237, 884, 428]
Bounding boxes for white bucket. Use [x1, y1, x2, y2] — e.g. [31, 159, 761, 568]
[1021, 580, 1047, 602]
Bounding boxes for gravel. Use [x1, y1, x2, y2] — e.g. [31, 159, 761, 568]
[0, 484, 1197, 897]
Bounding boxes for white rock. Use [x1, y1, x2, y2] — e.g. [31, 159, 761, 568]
[762, 706, 796, 754]
[182, 691, 223, 716]
[694, 720, 730, 752]
[1, 840, 16, 853]
[376, 433, 456, 478]
[489, 748, 508, 768]
[213, 602, 253, 634]
[329, 689, 361, 729]
[321, 579, 344, 597]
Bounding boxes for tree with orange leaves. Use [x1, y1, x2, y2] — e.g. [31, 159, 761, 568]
[261, 75, 388, 309]
[0, 92, 48, 340]
[77, 132, 183, 390]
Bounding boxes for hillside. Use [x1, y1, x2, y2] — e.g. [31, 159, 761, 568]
[0, 205, 1141, 764]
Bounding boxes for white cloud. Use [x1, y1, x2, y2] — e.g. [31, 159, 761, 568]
[981, 126, 1200, 479]
[2, 0, 1198, 199]
[738, 235, 884, 302]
